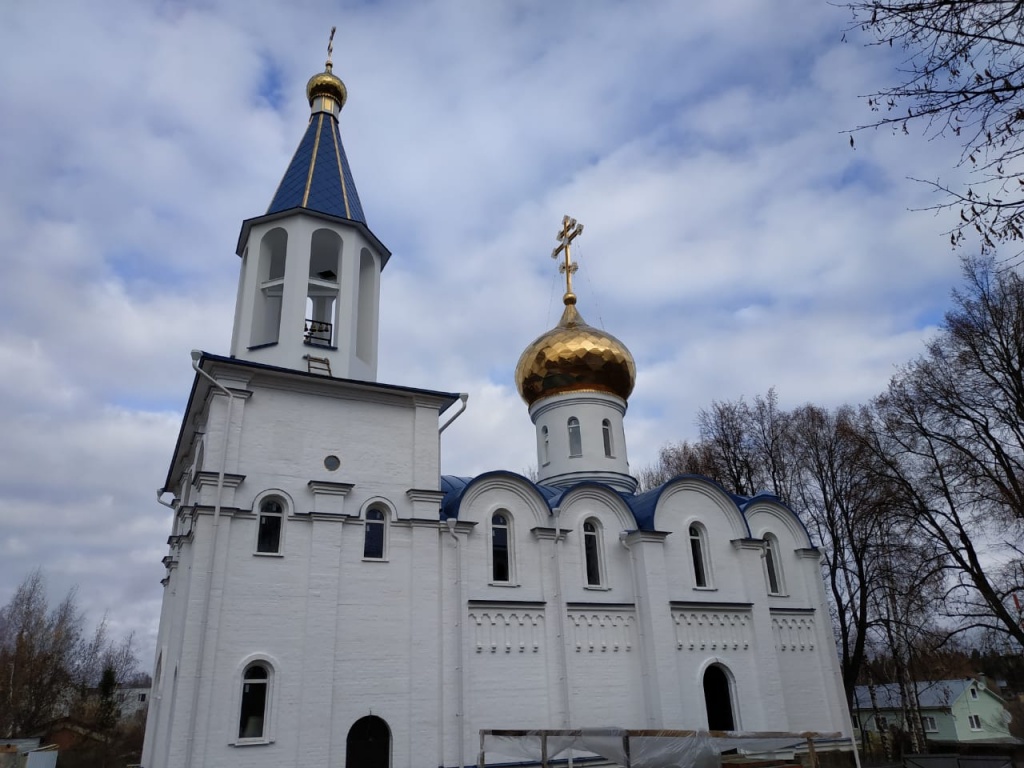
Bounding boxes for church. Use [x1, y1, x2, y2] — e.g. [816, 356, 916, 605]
[141, 46, 854, 768]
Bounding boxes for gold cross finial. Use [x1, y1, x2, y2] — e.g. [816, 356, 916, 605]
[326, 26, 337, 71]
[551, 215, 584, 304]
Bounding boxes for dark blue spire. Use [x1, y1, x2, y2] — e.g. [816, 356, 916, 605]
[266, 111, 366, 224]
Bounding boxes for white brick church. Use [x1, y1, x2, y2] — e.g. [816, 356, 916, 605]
[141, 49, 853, 768]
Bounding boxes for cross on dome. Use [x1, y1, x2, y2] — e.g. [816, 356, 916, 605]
[551, 215, 584, 305]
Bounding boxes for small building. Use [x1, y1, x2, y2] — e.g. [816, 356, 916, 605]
[852, 679, 1015, 744]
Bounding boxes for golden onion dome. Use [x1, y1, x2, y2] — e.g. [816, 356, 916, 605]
[306, 62, 348, 109]
[515, 294, 636, 407]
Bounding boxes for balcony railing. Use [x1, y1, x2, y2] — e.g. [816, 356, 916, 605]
[304, 319, 333, 346]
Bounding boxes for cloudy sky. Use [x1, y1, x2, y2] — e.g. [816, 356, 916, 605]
[0, 0, 974, 667]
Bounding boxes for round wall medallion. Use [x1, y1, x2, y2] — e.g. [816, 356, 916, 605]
[324, 455, 341, 471]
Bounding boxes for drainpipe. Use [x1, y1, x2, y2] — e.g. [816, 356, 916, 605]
[439, 393, 469, 434]
[552, 508, 571, 729]
[446, 518, 465, 768]
[619, 531, 655, 727]
[185, 350, 240, 768]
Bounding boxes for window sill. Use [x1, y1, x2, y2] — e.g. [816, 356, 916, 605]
[232, 737, 274, 747]
[489, 582, 520, 588]
[767, 591, 789, 598]
[693, 586, 717, 592]
[253, 552, 284, 558]
[584, 585, 611, 592]
[361, 557, 389, 563]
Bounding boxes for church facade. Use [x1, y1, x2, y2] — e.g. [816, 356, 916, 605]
[141, 51, 853, 768]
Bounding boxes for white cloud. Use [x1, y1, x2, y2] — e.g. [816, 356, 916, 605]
[0, 0, 980, 666]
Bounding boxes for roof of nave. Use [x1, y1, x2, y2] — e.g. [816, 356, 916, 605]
[440, 472, 808, 540]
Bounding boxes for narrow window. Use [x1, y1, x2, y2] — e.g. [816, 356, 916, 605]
[583, 520, 603, 586]
[257, 499, 283, 554]
[541, 426, 550, 465]
[602, 419, 614, 458]
[568, 417, 582, 458]
[922, 716, 937, 732]
[689, 524, 708, 588]
[852, 715, 861, 730]
[876, 716, 889, 731]
[970, 687, 978, 699]
[492, 512, 511, 583]
[239, 664, 269, 739]
[764, 534, 783, 594]
[364, 508, 386, 559]
[968, 714, 981, 730]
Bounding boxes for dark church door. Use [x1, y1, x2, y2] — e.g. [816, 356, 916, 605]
[703, 664, 735, 731]
[346, 715, 391, 768]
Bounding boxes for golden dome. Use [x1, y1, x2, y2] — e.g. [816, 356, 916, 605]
[306, 62, 347, 108]
[515, 295, 636, 407]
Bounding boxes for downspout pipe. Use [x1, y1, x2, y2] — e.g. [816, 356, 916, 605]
[185, 349, 240, 768]
[446, 518, 465, 768]
[439, 393, 469, 434]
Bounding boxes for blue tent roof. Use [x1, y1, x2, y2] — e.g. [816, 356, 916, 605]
[266, 111, 366, 224]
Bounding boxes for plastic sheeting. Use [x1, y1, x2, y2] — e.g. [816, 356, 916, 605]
[481, 728, 849, 768]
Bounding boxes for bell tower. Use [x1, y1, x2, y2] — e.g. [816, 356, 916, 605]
[229, 29, 389, 380]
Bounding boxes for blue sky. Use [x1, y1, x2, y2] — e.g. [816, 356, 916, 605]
[0, 0, 974, 666]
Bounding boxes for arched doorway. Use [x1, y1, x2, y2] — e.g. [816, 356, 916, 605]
[346, 715, 390, 768]
[702, 664, 735, 731]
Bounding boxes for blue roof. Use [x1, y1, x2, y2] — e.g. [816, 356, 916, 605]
[266, 111, 366, 224]
[852, 680, 979, 710]
[439, 473, 800, 542]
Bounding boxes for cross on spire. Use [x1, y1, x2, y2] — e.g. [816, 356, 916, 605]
[326, 26, 336, 70]
[551, 215, 584, 302]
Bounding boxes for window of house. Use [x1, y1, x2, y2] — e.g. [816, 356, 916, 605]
[256, 499, 284, 554]
[970, 687, 979, 699]
[763, 534, 784, 594]
[689, 524, 710, 588]
[921, 715, 937, 732]
[138, 692, 147, 703]
[363, 507, 387, 560]
[602, 419, 614, 458]
[491, 512, 513, 583]
[852, 715, 861, 730]
[541, 426, 550, 465]
[238, 663, 271, 740]
[968, 714, 982, 730]
[568, 417, 582, 458]
[876, 716, 889, 731]
[583, 519, 604, 587]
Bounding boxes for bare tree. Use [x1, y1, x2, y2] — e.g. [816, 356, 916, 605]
[848, 1, 1024, 255]
[865, 257, 1024, 644]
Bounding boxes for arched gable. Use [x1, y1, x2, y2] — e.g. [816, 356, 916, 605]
[554, 483, 637, 532]
[744, 499, 813, 549]
[454, 471, 552, 528]
[651, 476, 750, 540]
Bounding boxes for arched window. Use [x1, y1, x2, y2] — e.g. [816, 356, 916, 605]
[602, 419, 614, 458]
[689, 524, 710, 588]
[763, 534, 784, 595]
[256, 498, 284, 554]
[491, 511, 513, 583]
[346, 715, 391, 768]
[541, 426, 550, 465]
[364, 507, 387, 560]
[238, 663, 271, 740]
[703, 664, 736, 731]
[583, 519, 604, 587]
[568, 417, 582, 458]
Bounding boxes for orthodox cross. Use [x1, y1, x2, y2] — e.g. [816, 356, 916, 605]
[551, 215, 584, 297]
[326, 26, 336, 69]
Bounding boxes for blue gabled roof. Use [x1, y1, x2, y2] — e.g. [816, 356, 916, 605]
[439, 472, 812, 544]
[266, 111, 366, 224]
